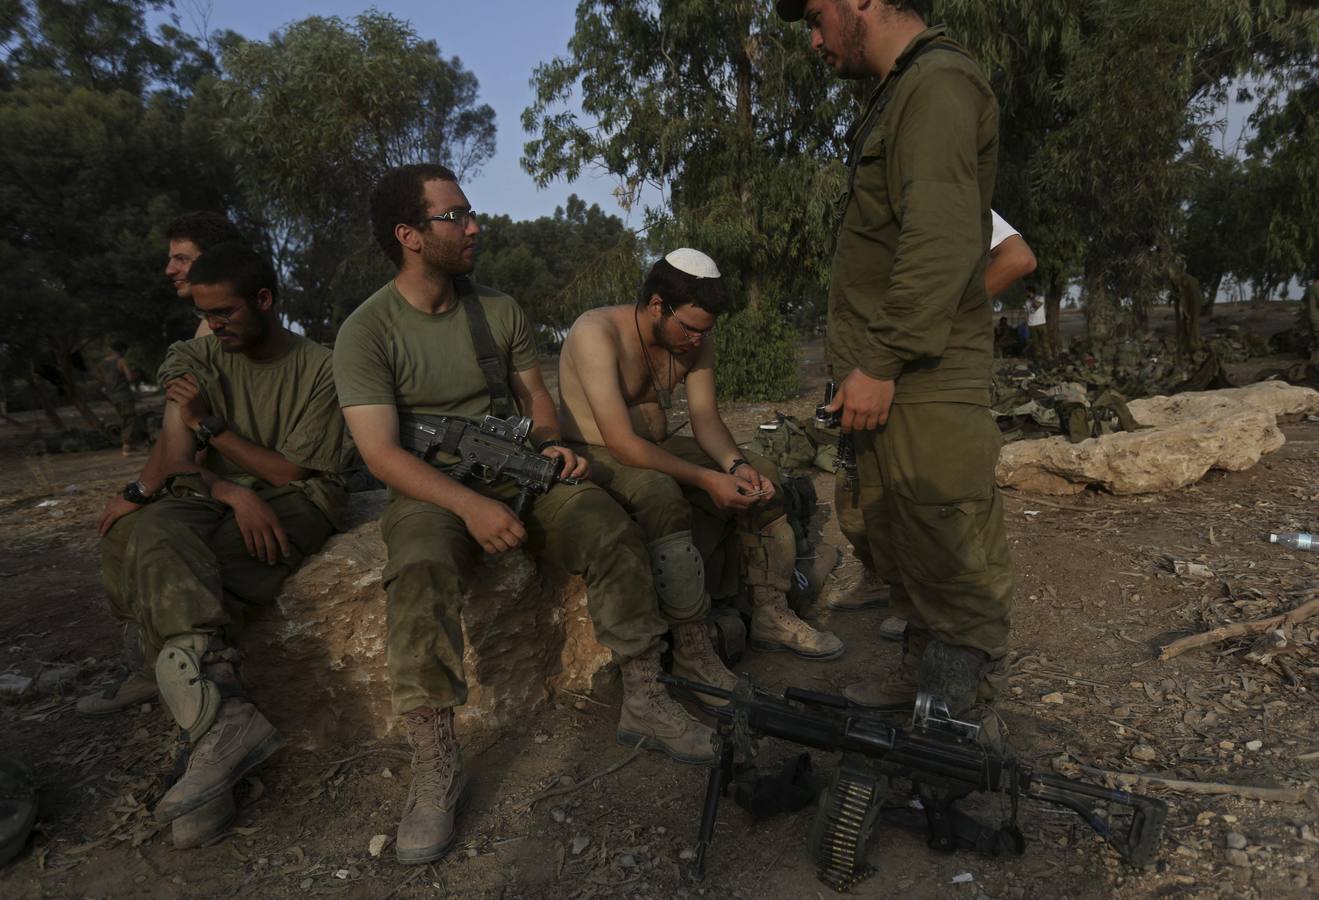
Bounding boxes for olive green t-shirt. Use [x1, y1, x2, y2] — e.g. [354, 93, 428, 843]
[333, 279, 539, 418]
[157, 334, 351, 525]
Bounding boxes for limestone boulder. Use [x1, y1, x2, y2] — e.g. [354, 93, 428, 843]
[996, 383, 1319, 496]
[243, 491, 613, 748]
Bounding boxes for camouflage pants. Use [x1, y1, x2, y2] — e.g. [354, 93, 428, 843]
[851, 402, 1013, 663]
[99, 475, 334, 664]
[381, 477, 667, 716]
[570, 437, 794, 602]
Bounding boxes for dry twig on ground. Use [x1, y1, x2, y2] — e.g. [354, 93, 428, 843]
[1158, 596, 1319, 661]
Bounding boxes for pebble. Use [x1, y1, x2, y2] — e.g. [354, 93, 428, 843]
[620, 853, 637, 868]
[573, 699, 587, 711]
[334, 869, 350, 879]
[1222, 815, 1238, 823]
[571, 835, 590, 855]
[380, 768, 393, 779]
[466, 847, 478, 858]
[655, 826, 666, 835]
[1041, 692, 1066, 705]
[1129, 744, 1157, 762]
[300, 879, 312, 890]
[1246, 740, 1263, 751]
[1226, 849, 1250, 868]
[368, 834, 389, 857]
[679, 848, 696, 861]
[1218, 741, 1235, 751]
[534, 732, 549, 744]
[132, 728, 151, 742]
[1226, 832, 1247, 851]
[551, 808, 566, 823]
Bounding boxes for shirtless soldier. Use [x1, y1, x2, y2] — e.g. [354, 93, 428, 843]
[559, 248, 843, 676]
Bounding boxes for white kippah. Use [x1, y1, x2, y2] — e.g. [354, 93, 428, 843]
[664, 248, 721, 279]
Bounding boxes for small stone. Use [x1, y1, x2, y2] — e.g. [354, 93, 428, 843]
[655, 826, 667, 835]
[466, 847, 478, 858]
[368, 834, 389, 857]
[620, 853, 637, 868]
[132, 727, 151, 742]
[1226, 848, 1250, 867]
[573, 699, 587, 711]
[1129, 744, 1158, 762]
[135, 875, 147, 884]
[1218, 741, 1235, 751]
[534, 732, 549, 744]
[300, 879, 312, 891]
[571, 834, 590, 855]
[679, 848, 696, 861]
[1245, 740, 1262, 751]
[334, 869, 350, 880]
[558, 775, 574, 787]
[380, 767, 393, 779]
[1042, 692, 1066, 705]
[1222, 815, 1238, 823]
[1225, 832, 1247, 850]
[551, 808, 566, 823]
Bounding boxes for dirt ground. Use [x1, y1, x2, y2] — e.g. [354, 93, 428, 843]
[1, 303, 1316, 899]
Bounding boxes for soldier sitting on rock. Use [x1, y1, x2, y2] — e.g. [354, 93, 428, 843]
[556, 249, 844, 671]
[335, 165, 722, 867]
[90, 243, 351, 846]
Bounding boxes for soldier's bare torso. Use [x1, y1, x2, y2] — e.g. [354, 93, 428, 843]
[559, 306, 700, 446]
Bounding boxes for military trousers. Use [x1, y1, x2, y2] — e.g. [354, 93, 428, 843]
[99, 475, 334, 663]
[570, 437, 794, 600]
[850, 402, 1013, 662]
[381, 476, 667, 716]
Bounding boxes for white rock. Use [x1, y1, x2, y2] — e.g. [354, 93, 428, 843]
[571, 834, 590, 855]
[997, 383, 1319, 495]
[368, 834, 390, 858]
[1245, 740, 1262, 751]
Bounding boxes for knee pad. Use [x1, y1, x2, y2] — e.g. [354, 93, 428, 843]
[739, 514, 796, 592]
[155, 634, 231, 739]
[648, 531, 705, 620]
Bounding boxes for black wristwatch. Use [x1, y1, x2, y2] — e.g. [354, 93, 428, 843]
[194, 415, 227, 449]
[122, 480, 155, 505]
[726, 457, 750, 475]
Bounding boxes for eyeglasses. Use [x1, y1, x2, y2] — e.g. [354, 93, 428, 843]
[422, 208, 478, 227]
[192, 305, 240, 325]
[665, 303, 715, 339]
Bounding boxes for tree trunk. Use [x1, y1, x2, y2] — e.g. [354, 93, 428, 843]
[55, 349, 102, 429]
[1045, 275, 1064, 358]
[26, 369, 64, 431]
[1201, 273, 1222, 318]
[1082, 265, 1116, 344]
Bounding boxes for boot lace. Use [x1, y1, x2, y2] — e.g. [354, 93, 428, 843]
[404, 709, 456, 808]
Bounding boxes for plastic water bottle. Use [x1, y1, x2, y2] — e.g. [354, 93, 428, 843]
[1269, 532, 1315, 552]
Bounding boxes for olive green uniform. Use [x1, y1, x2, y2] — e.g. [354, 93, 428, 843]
[828, 27, 1013, 665]
[334, 281, 668, 716]
[100, 334, 349, 660]
[569, 438, 794, 615]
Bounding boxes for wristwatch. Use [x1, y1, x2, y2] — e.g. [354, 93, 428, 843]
[194, 415, 227, 449]
[536, 438, 567, 452]
[726, 457, 750, 475]
[121, 480, 155, 505]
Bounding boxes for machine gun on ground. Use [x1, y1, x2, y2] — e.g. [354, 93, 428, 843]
[399, 413, 578, 518]
[660, 674, 1167, 891]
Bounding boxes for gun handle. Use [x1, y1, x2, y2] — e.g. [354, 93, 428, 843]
[511, 490, 534, 520]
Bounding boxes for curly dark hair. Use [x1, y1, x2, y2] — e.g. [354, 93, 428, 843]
[165, 212, 245, 251]
[187, 242, 278, 304]
[369, 164, 459, 268]
[637, 257, 730, 317]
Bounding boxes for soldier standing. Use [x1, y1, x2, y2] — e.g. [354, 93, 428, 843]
[777, 0, 1014, 724]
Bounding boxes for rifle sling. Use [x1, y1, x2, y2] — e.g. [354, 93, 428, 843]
[398, 413, 467, 462]
[457, 278, 513, 419]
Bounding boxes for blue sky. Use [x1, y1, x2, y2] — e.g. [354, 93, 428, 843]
[162, 1, 640, 224]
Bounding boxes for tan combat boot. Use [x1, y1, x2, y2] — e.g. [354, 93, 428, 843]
[171, 790, 237, 849]
[825, 570, 890, 612]
[749, 587, 844, 660]
[617, 653, 718, 765]
[397, 706, 467, 865]
[670, 621, 737, 707]
[154, 694, 283, 824]
[843, 627, 929, 710]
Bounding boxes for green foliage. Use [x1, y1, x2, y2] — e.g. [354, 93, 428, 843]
[714, 303, 800, 402]
[475, 195, 633, 345]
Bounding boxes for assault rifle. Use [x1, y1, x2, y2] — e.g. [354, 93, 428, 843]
[399, 413, 578, 518]
[814, 380, 857, 491]
[660, 674, 1166, 890]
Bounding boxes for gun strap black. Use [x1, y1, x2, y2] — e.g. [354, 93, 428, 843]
[457, 277, 513, 418]
[841, 41, 970, 215]
[398, 413, 467, 462]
